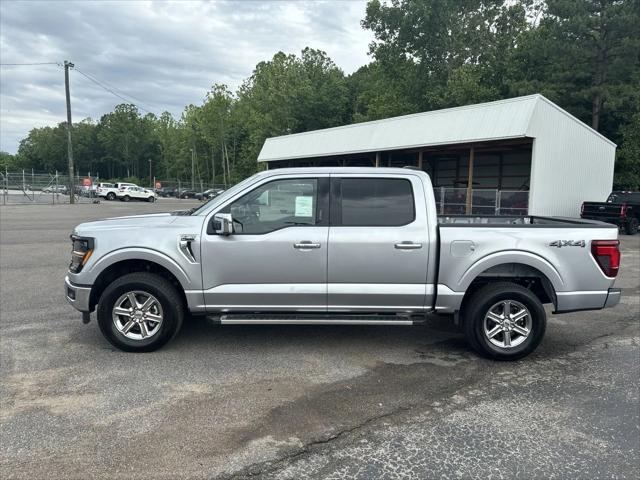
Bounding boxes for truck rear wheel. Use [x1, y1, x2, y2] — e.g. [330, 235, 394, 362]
[625, 217, 638, 235]
[97, 272, 184, 352]
[462, 282, 546, 361]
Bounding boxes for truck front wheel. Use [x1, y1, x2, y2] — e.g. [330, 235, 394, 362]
[97, 272, 184, 352]
[462, 282, 546, 361]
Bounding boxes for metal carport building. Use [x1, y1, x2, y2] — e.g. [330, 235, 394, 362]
[257, 94, 616, 217]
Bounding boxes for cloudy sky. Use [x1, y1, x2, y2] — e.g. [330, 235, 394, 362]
[0, 0, 373, 153]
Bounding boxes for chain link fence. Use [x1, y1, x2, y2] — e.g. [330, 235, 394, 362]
[0, 171, 101, 204]
[0, 171, 234, 205]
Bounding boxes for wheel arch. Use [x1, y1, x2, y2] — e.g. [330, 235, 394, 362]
[460, 260, 559, 312]
[89, 259, 188, 312]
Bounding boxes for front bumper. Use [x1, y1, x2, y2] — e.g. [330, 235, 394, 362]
[65, 275, 92, 312]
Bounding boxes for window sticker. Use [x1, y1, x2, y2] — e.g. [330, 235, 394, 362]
[295, 196, 313, 217]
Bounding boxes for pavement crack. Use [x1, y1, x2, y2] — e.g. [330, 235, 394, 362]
[220, 404, 413, 480]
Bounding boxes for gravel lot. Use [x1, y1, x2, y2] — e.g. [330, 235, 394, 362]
[1, 201, 638, 479]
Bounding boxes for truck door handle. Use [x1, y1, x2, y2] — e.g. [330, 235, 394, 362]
[395, 242, 422, 250]
[293, 242, 321, 250]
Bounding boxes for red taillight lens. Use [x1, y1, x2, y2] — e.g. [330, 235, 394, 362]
[591, 240, 620, 278]
[620, 203, 628, 217]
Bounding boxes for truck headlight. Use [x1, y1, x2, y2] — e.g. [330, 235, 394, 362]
[69, 235, 94, 273]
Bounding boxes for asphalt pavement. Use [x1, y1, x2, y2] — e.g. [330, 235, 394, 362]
[1, 201, 638, 479]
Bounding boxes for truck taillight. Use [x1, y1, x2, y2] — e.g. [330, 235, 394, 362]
[591, 240, 620, 278]
[620, 203, 628, 217]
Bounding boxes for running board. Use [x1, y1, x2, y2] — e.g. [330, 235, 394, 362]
[214, 314, 425, 326]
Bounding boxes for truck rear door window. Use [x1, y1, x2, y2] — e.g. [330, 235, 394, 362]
[339, 178, 415, 226]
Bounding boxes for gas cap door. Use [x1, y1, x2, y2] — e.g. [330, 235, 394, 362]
[451, 240, 476, 257]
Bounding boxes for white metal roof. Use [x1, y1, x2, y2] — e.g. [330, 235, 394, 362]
[258, 94, 615, 162]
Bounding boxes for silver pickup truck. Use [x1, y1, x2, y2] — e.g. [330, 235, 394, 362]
[65, 168, 621, 360]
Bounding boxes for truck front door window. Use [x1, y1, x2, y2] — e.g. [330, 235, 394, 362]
[224, 178, 318, 234]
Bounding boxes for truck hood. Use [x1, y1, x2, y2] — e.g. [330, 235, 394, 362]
[73, 212, 201, 236]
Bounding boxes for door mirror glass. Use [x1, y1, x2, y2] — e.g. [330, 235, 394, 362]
[212, 213, 234, 235]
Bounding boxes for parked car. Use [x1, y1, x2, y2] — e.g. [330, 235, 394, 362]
[156, 187, 178, 198]
[65, 167, 620, 359]
[115, 182, 137, 191]
[581, 191, 640, 235]
[116, 185, 157, 202]
[201, 188, 225, 200]
[96, 182, 118, 200]
[178, 189, 198, 199]
[43, 185, 68, 194]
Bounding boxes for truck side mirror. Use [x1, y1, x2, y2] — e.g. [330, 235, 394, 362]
[211, 213, 234, 235]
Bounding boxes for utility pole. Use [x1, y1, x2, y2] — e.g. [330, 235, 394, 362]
[190, 148, 195, 190]
[64, 60, 75, 204]
[148, 158, 152, 187]
[211, 146, 215, 186]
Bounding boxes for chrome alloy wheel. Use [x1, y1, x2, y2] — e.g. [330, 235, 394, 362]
[112, 291, 163, 340]
[483, 300, 532, 349]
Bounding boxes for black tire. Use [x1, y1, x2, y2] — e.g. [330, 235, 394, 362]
[121, 195, 130, 202]
[106, 192, 116, 201]
[147, 196, 155, 202]
[624, 217, 638, 235]
[462, 282, 546, 361]
[97, 272, 184, 352]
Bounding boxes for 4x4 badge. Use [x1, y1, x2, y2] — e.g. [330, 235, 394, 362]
[549, 240, 586, 248]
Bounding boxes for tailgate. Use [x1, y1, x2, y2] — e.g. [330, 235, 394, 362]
[581, 202, 623, 220]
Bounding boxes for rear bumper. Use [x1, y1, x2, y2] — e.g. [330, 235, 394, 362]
[604, 288, 621, 308]
[65, 275, 92, 312]
[555, 288, 621, 313]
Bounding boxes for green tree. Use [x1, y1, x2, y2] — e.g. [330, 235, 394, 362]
[236, 48, 350, 175]
[97, 104, 158, 179]
[614, 112, 640, 189]
[15, 125, 66, 172]
[0, 151, 20, 171]
[512, 0, 640, 136]
[361, 0, 532, 111]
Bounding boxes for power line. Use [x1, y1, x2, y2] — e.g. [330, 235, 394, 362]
[73, 66, 157, 115]
[75, 68, 154, 109]
[0, 62, 61, 66]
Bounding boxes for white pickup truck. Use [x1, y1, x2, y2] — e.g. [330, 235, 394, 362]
[65, 168, 621, 360]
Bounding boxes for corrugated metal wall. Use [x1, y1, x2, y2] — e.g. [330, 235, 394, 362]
[526, 98, 616, 217]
